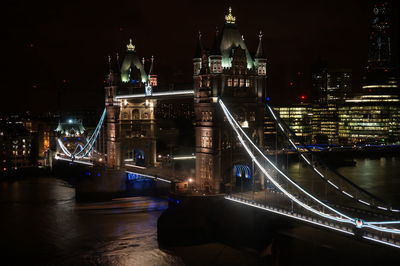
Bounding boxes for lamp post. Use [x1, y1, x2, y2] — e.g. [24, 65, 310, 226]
[188, 178, 193, 194]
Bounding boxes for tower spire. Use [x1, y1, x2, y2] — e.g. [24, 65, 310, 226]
[255, 30, 264, 58]
[225, 7, 236, 24]
[127, 38, 135, 51]
[210, 27, 221, 56]
[107, 55, 112, 72]
[194, 31, 203, 58]
[149, 55, 154, 75]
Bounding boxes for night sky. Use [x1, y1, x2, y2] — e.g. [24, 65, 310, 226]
[3, 0, 399, 113]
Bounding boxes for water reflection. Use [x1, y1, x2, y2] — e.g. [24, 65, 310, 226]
[0, 177, 182, 265]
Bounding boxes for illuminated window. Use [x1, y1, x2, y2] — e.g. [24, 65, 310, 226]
[246, 79, 250, 87]
[239, 79, 244, 87]
[227, 78, 232, 87]
[233, 78, 238, 87]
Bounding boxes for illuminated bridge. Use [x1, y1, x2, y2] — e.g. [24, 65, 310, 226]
[54, 95, 400, 250]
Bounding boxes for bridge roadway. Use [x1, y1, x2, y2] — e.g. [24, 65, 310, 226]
[124, 164, 188, 184]
[227, 189, 400, 249]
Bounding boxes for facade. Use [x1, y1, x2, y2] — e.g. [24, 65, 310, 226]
[193, 8, 267, 192]
[105, 40, 158, 169]
[338, 97, 400, 143]
[0, 117, 33, 172]
[312, 65, 352, 105]
[274, 104, 312, 143]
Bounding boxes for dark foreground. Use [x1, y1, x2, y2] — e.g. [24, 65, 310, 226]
[0, 177, 259, 265]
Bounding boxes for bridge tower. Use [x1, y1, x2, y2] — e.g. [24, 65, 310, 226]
[105, 54, 122, 168]
[194, 7, 267, 193]
[105, 39, 157, 169]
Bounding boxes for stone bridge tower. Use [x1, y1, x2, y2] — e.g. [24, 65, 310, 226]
[194, 7, 267, 193]
[105, 39, 157, 169]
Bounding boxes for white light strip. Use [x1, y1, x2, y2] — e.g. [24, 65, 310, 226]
[365, 221, 400, 225]
[116, 94, 145, 99]
[267, 105, 277, 120]
[173, 156, 196, 160]
[225, 196, 354, 235]
[125, 164, 146, 169]
[55, 155, 93, 166]
[57, 139, 72, 157]
[74, 109, 106, 158]
[219, 100, 354, 223]
[364, 224, 400, 234]
[153, 90, 194, 97]
[75, 110, 104, 155]
[328, 180, 339, 190]
[378, 206, 388, 211]
[289, 139, 298, 150]
[300, 154, 311, 164]
[116, 90, 194, 99]
[156, 177, 172, 183]
[342, 191, 354, 198]
[362, 236, 400, 249]
[314, 168, 324, 178]
[358, 199, 371, 206]
[75, 109, 106, 158]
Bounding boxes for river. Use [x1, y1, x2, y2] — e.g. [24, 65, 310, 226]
[0, 156, 399, 265]
[288, 156, 400, 205]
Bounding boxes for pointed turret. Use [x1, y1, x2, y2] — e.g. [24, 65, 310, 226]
[120, 37, 148, 84]
[114, 53, 121, 73]
[255, 30, 267, 76]
[193, 32, 203, 75]
[148, 55, 157, 86]
[255, 30, 265, 59]
[106, 54, 121, 86]
[149, 55, 155, 75]
[194, 31, 203, 59]
[210, 28, 221, 56]
[219, 7, 254, 69]
[224, 7, 236, 25]
[209, 28, 223, 73]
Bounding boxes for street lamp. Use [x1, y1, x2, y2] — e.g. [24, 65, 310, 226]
[188, 178, 194, 193]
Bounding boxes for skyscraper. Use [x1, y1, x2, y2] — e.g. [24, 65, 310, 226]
[363, 1, 399, 95]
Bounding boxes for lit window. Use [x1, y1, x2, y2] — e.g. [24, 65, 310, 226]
[227, 78, 232, 87]
[233, 78, 238, 87]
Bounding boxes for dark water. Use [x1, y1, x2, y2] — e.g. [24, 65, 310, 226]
[0, 178, 183, 265]
[288, 156, 400, 206]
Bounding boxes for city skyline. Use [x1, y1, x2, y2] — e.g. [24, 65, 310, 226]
[3, 0, 399, 113]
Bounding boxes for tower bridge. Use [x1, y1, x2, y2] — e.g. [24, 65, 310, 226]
[52, 7, 400, 250]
